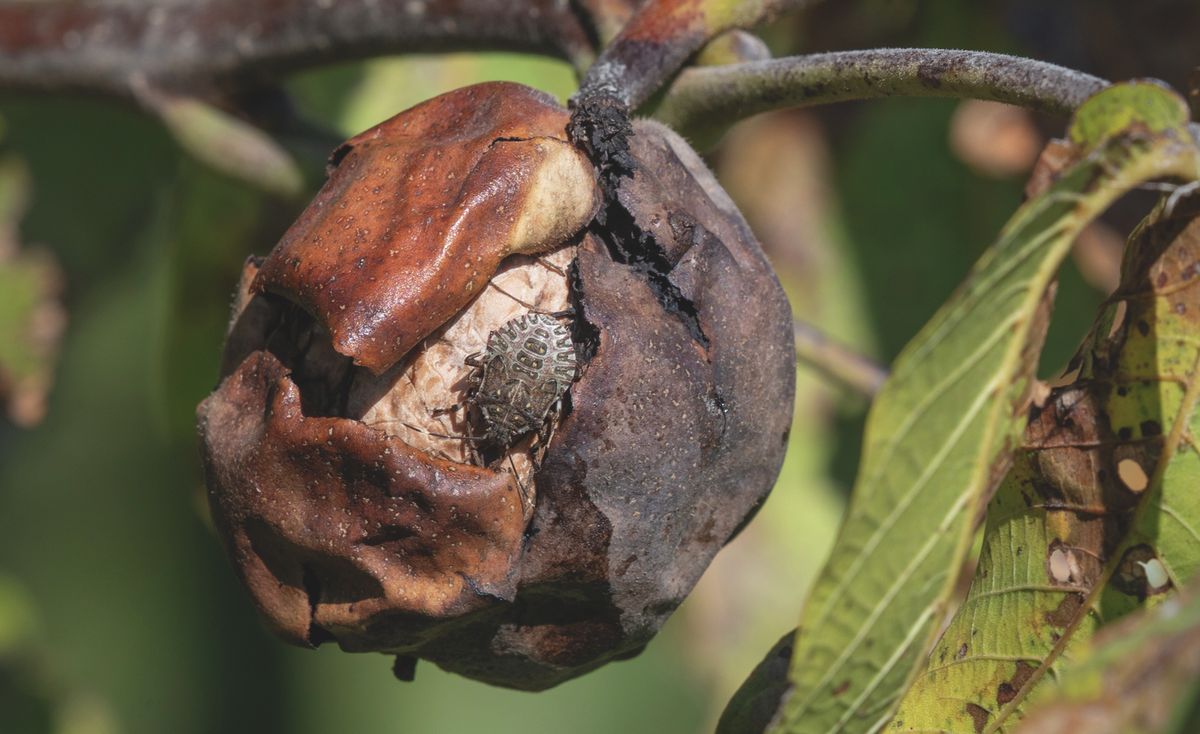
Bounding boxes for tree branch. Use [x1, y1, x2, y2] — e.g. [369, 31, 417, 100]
[574, 0, 816, 111]
[0, 0, 595, 98]
[793, 321, 887, 398]
[567, 0, 816, 193]
[574, 0, 639, 47]
[654, 48, 1111, 146]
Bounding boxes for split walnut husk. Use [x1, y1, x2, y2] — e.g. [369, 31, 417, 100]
[197, 82, 795, 690]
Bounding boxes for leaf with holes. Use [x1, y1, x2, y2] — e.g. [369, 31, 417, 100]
[768, 82, 1200, 734]
[889, 185, 1200, 733]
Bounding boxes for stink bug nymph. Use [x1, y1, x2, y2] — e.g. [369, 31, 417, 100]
[464, 311, 578, 452]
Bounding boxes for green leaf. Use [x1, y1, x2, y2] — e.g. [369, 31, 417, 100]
[769, 83, 1200, 734]
[719, 632, 796, 734]
[886, 186, 1200, 732]
[135, 84, 305, 197]
[1016, 590, 1200, 734]
[1067, 81, 1192, 146]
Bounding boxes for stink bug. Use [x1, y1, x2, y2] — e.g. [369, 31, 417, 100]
[463, 311, 578, 452]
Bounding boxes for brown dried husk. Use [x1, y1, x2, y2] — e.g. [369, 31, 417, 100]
[198, 83, 794, 690]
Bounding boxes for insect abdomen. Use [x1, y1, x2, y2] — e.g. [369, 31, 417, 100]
[474, 313, 578, 447]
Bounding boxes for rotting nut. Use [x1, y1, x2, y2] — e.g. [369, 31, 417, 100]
[197, 82, 795, 690]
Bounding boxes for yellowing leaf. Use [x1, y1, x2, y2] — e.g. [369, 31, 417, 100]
[770, 83, 1200, 734]
[890, 190, 1200, 733]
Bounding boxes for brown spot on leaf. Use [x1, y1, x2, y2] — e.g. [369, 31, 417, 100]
[965, 702, 991, 733]
[1025, 138, 1079, 199]
[997, 660, 1038, 706]
[1044, 592, 1084, 627]
[996, 682, 1017, 705]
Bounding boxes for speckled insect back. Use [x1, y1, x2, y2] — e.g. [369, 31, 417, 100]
[469, 312, 578, 450]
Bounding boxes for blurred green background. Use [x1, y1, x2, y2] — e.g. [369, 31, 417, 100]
[3, 1, 1171, 731]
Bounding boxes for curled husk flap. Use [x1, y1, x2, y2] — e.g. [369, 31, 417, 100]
[198, 83, 795, 690]
[252, 82, 601, 374]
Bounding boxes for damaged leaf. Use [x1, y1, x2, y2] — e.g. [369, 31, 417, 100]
[1015, 590, 1200, 734]
[889, 188, 1200, 732]
[0, 156, 64, 427]
[768, 83, 1200, 734]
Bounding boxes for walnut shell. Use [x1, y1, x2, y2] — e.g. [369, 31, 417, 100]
[198, 83, 794, 690]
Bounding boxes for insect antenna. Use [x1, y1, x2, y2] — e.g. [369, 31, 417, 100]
[486, 280, 575, 320]
[533, 256, 568, 277]
[486, 280, 544, 312]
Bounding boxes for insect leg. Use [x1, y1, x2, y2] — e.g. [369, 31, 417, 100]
[534, 256, 568, 277]
[362, 416, 487, 464]
[532, 403, 561, 472]
[466, 435, 484, 467]
[364, 416, 483, 442]
[486, 280, 575, 320]
[507, 452, 531, 508]
[429, 355, 483, 417]
[486, 280, 542, 311]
